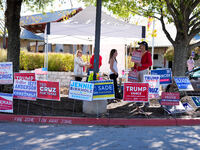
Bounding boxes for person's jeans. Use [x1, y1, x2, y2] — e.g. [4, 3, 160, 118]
[109, 73, 121, 99]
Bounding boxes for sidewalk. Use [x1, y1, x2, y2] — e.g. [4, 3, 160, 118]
[1, 113, 200, 126]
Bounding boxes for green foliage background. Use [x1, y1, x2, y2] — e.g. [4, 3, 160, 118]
[0, 50, 89, 72]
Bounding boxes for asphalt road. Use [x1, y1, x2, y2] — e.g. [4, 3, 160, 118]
[0, 122, 200, 150]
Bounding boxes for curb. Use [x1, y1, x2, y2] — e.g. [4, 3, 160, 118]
[0, 114, 200, 126]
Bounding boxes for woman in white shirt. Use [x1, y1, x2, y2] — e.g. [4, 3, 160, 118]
[74, 50, 89, 81]
[109, 49, 121, 99]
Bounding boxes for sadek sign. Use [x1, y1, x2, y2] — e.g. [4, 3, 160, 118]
[89, 80, 114, 100]
[123, 83, 149, 102]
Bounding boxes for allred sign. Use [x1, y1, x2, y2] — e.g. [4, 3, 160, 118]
[161, 92, 180, 106]
[37, 81, 60, 101]
[123, 83, 149, 102]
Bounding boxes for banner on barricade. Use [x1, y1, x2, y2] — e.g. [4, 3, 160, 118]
[151, 69, 172, 84]
[0, 92, 13, 113]
[191, 96, 200, 107]
[174, 77, 194, 91]
[160, 92, 180, 105]
[89, 80, 114, 100]
[37, 81, 60, 101]
[144, 75, 160, 99]
[123, 83, 149, 102]
[13, 73, 37, 101]
[69, 80, 94, 101]
[0, 62, 13, 84]
[131, 50, 142, 63]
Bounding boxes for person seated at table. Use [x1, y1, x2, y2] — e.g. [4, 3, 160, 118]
[74, 50, 90, 81]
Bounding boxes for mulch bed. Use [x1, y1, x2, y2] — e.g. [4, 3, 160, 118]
[9, 96, 200, 119]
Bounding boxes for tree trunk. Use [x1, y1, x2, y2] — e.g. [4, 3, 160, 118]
[5, 0, 22, 72]
[173, 42, 189, 76]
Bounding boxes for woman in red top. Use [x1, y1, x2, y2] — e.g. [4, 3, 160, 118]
[133, 41, 152, 82]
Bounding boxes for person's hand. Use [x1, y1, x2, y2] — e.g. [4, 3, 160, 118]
[135, 62, 140, 66]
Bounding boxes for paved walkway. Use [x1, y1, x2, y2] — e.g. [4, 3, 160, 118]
[0, 122, 200, 150]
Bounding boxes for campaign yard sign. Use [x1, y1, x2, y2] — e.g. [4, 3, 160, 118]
[0, 92, 13, 113]
[35, 68, 48, 75]
[37, 81, 60, 101]
[144, 75, 160, 99]
[13, 73, 37, 101]
[174, 77, 194, 91]
[0, 62, 13, 84]
[191, 96, 200, 107]
[182, 102, 194, 112]
[89, 80, 114, 100]
[161, 92, 180, 105]
[128, 70, 138, 82]
[151, 69, 172, 84]
[123, 83, 149, 102]
[131, 50, 142, 63]
[69, 80, 94, 101]
[14, 73, 35, 81]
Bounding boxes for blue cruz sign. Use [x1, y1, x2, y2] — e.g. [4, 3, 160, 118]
[89, 80, 115, 100]
[151, 69, 172, 84]
[174, 77, 194, 91]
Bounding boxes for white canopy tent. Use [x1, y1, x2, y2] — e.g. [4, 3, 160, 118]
[48, 6, 145, 44]
[47, 6, 145, 75]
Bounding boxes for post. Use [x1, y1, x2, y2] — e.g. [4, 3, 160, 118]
[93, 0, 102, 80]
[151, 19, 155, 70]
[44, 22, 50, 80]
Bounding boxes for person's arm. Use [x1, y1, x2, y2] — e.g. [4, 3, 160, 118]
[138, 52, 152, 71]
[76, 57, 87, 67]
[110, 58, 117, 75]
[99, 56, 102, 67]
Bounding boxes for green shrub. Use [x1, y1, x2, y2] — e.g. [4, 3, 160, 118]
[20, 51, 44, 70]
[1, 50, 135, 72]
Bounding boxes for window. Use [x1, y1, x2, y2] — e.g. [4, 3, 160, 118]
[154, 54, 159, 60]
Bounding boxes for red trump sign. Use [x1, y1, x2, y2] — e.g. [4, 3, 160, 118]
[123, 83, 149, 102]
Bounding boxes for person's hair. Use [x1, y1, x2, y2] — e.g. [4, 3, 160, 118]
[75, 49, 82, 57]
[109, 49, 117, 64]
[138, 41, 148, 51]
[189, 56, 193, 59]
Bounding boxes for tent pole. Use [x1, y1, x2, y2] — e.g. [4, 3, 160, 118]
[44, 22, 50, 80]
[151, 19, 155, 70]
